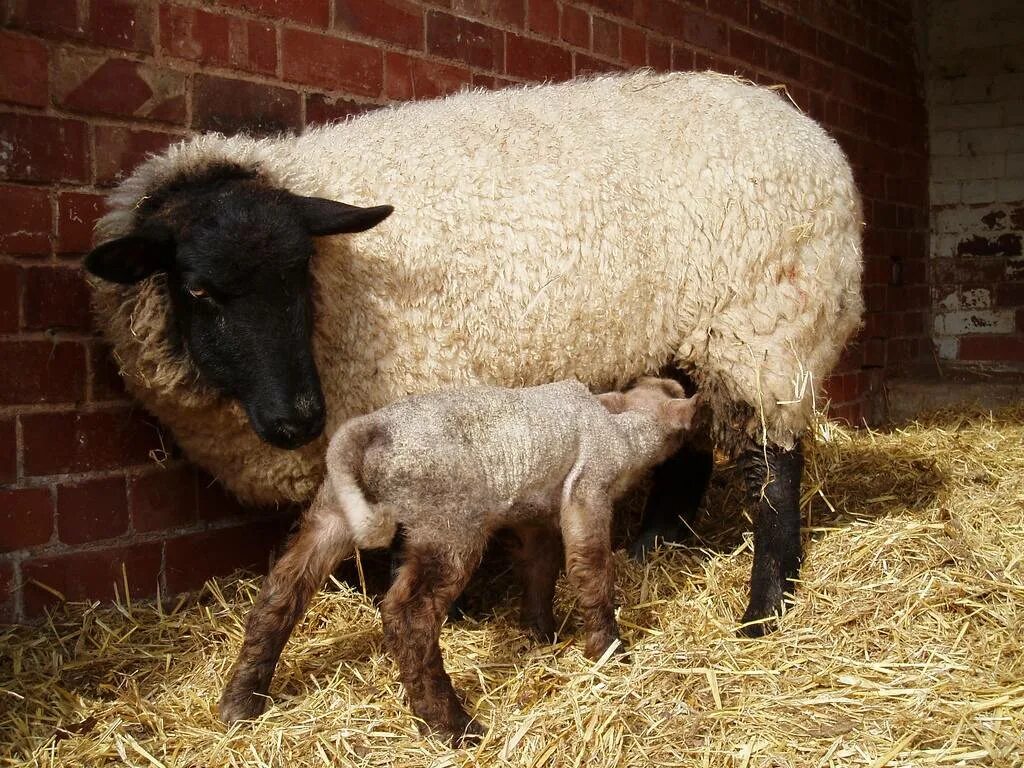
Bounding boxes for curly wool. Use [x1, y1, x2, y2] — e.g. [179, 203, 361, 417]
[92, 71, 864, 506]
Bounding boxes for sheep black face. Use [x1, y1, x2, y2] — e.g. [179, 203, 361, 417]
[85, 170, 393, 450]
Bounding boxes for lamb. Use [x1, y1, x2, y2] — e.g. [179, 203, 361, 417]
[217, 377, 699, 743]
[85, 70, 864, 633]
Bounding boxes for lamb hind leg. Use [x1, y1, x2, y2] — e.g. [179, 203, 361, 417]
[219, 507, 351, 723]
[381, 538, 484, 745]
[738, 439, 804, 637]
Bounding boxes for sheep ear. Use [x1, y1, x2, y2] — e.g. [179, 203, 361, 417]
[661, 395, 700, 431]
[597, 391, 627, 414]
[84, 225, 175, 284]
[291, 195, 394, 236]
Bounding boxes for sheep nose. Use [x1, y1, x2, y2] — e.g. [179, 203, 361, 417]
[260, 400, 325, 450]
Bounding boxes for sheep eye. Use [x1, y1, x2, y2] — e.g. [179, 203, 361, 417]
[187, 286, 208, 299]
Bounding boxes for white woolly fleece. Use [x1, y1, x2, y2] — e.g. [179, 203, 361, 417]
[92, 71, 864, 506]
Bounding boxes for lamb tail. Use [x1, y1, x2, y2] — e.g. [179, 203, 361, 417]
[324, 418, 397, 550]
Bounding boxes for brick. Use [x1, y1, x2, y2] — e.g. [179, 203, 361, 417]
[305, 94, 377, 125]
[765, 42, 800, 79]
[193, 74, 302, 135]
[0, 185, 52, 255]
[592, 15, 619, 59]
[334, 0, 424, 49]
[5, 0, 81, 39]
[94, 126, 181, 187]
[561, 5, 589, 48]
[471, 73, 516, 89]
[683, 10, 726, 54]
[282, 28, 383, 96]
[196, 471, 251, 521]
[426, 11, 504, 71]
[55, 50, 186, 123]
[23, 266, 93, 331]
[647, 35, 670, 71]
[933, 309, 1014, 336]
[0, 114, 89, 183]
[671, 44, 694, 72]
[798, 56, 831, 92]
[933, 154, 1005, 182]
[634, 0, 685, 39]
[22, 408, 164, 476]
[0, 341, 86, 405]
[164, 518, 291, 593]
[0, 419, 14, 485]
[89, 342, 129, 401]
[958, 335, 1024, 362]
[995, 283, 1024, 308]
[0, 561, 14, 624]
[783, 15, 815, 53]
[620, 25, 645, 66]
[57, 191, 106, 255]
[575, 53, 623, 75]
[88, 0, 155, 53]
[385, 53, 471, 101]
[57, 476, 129, 545]
[527, 0, 558, 38]
[745, 0, 782, 37]
[22, 542, 161, 616]
[160, 6, 277, 74]
[241, 18, 278, 75]
[0, 264, 16, 334]
[579, 0, 631, 17]
[129, 465, 197, 532]
[932, 102, 1002, 131]
[159, 3, 231, 66]
[0, 488, 54, 553]
[216, 0, 330, 26]
[0, 32, 49, 107]
[506, 33, 572, 81]
[451, 0, 524, 27]
[730, 28, 765, 67]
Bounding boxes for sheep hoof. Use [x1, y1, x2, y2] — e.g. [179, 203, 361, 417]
[627, 524, 686, 561]
[737, 604, 781, 638]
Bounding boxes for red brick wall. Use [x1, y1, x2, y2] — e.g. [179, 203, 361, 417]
[0, 0, 927, 621]
[924, 1, 1024, 372]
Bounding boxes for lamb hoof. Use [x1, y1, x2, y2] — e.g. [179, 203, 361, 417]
[522, 613, 557, 644]
[423, 713, 485, 748]
[452, 719, 485, 748]
[218, 691, 269, 724]
[584, 633, 629, 661]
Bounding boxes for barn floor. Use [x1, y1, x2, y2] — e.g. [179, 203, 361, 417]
[2, 405, 1023, 767]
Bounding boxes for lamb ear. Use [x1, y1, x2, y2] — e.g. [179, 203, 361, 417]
[661, 394, 700, 431]
[84, 224, 175, 284]
[290, 195, 394, 236]
[597, 391, 627, 414]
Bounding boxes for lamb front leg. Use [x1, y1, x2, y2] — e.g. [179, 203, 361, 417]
[380, 536, 484, 746]
[560, 491, 623, 659]
[738, 439, 804, 637]
[508, 523, 562, 643]
[220, 491, 351, 723]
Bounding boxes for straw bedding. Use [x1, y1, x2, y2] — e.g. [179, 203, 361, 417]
[2, 403, 1023, 767]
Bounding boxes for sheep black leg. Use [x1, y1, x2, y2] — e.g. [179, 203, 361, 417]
[630, 442, 714, 559]
[738, 439, 804, 637]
